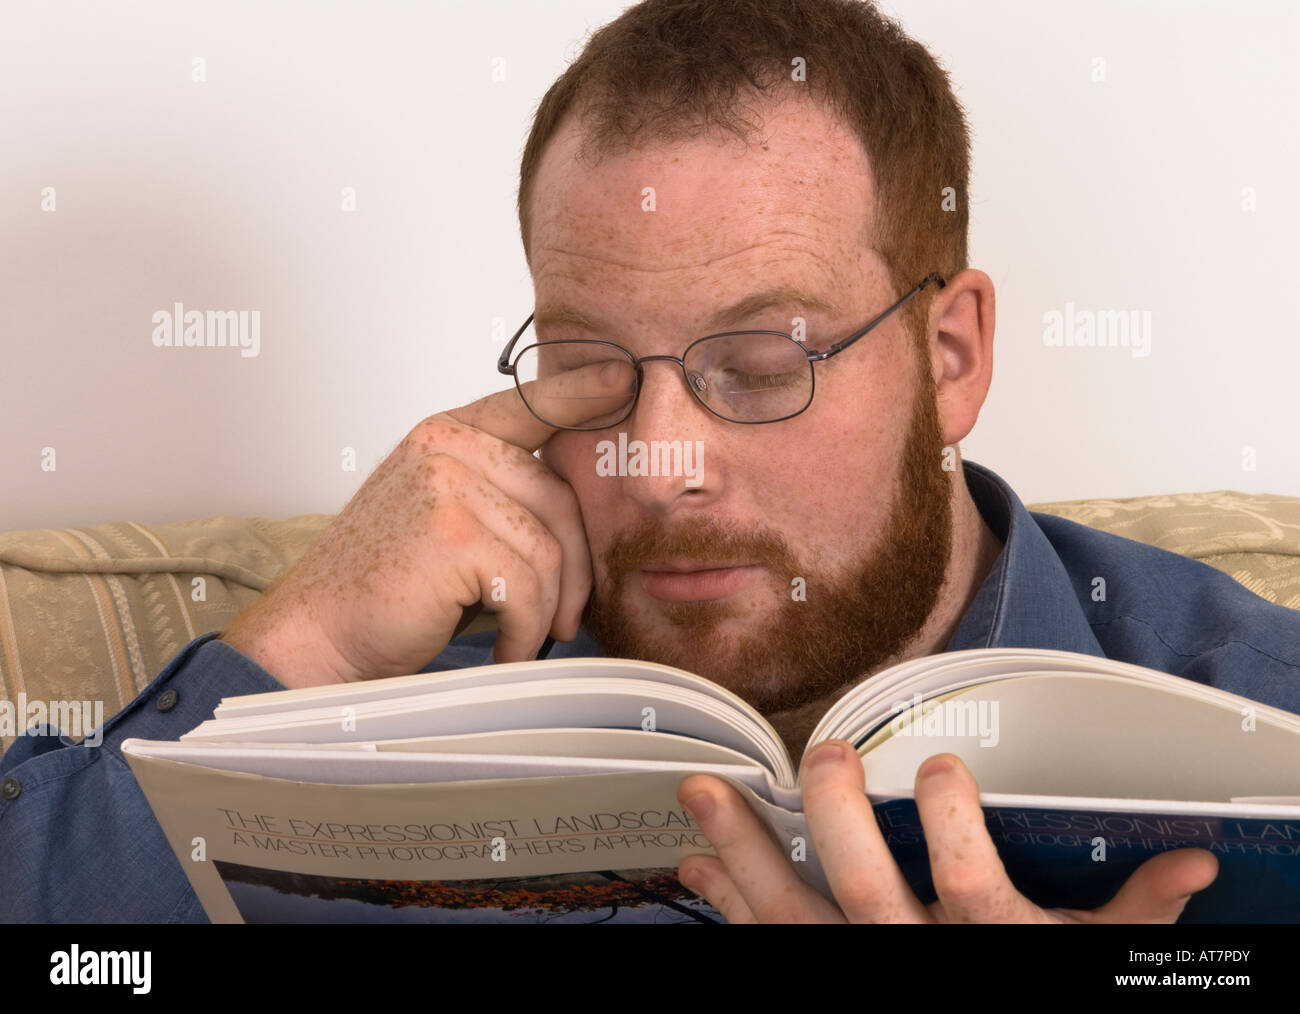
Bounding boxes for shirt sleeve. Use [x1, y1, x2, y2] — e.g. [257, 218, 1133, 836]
[0, 632, 289, 922]
[0, 623, 547, 922]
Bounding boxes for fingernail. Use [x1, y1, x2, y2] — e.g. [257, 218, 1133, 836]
[683, 791, 714, 822]
[919, 754, 955, 779]
[805, 742, 844, 769]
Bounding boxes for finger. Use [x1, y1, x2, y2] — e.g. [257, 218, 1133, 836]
[452, 602, 484, 638]
[406, 454, 562, 663]
[446, 359, 637, 453]
[675, 856, 758, 924]
[1079, 848, 1219, 924]
[913, 753, 1038, 923]
[800, 741, 931, 923]
[410, 418, 592, 641]
[441, 474, 564, 663]
[677, 774, 845, 923]
[423, 516, 556, 666]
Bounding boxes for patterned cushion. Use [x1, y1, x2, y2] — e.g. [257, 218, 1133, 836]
[1, 491, 1298, 751]
[0, 515, 332, 751]
[1028, 491, 1300, 610]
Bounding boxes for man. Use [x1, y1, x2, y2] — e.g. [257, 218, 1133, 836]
[3, 0, 1298, 924]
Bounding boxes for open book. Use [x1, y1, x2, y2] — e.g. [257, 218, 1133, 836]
[122, 648, 1300, 923]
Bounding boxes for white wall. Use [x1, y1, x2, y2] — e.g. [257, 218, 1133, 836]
[1, 0, 1295, 531]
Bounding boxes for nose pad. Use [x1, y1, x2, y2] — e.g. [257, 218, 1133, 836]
[687, 370, 708, 394]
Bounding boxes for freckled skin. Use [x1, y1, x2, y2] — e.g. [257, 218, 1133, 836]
[530, 96, 921, 686]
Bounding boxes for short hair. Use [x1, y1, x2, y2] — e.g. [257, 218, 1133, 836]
[517, 0, 972, 345]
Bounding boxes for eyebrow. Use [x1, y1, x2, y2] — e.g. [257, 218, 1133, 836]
[533, 286, 842, 336]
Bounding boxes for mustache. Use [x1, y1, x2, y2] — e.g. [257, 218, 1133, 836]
[600, 515, 800, 579]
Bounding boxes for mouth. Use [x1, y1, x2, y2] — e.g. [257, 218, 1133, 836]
[636, 562, 762, 602]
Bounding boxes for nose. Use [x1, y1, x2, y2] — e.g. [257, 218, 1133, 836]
[613, 359, 718, 515]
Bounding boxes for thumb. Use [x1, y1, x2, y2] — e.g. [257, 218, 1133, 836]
[1088, 848, 1219, 923]
[445, 358, 636, 453]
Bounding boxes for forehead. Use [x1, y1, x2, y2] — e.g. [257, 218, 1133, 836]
[527, 92, 881, 328]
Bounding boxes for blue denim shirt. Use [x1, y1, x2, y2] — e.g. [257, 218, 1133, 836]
[3, 461, 1299, 922]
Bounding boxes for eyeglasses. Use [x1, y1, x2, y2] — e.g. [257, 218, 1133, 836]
[497, 272, 945, 430]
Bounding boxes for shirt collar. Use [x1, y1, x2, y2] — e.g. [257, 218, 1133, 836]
[946, 460, 1105, 657]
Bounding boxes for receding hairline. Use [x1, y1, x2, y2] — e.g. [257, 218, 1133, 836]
[515, 0, 973, 349]
[523, 80, 871, 260]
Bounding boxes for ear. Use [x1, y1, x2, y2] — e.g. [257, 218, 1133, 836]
[928, 269, 994, 446]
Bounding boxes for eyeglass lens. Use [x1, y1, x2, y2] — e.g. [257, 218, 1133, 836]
[512, 331, 813, 429]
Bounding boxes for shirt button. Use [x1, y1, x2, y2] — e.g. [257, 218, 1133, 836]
[1, 777, 20, 801]
[156, 689, 180, 713]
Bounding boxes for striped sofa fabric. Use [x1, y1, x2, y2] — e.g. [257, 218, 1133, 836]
[1, 491, 1299, 752]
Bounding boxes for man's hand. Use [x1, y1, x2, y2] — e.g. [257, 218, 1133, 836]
[220, 362, 633, 688]
[675, 744, 1219, 923]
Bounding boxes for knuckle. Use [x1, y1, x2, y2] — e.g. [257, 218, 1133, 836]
[419, 451, 475, 492]
[932, 858, 998, 905]
[533, 530, 564, 574]
[429, 493, 481, 544]
[509, 561, 545, 604]
[759, 898, 816, 925]
[702, 825, 742, 855]
[828, 876, 880, 917]
[406, 413, 470, 452]
[403, 414, 446, 449]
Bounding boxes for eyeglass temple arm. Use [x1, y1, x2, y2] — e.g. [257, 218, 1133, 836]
[498, 313, 536, 375]
[502, 273, 945, 370]
[807, 273, 946, 362]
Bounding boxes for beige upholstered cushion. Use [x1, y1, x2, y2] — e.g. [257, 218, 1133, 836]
[0, 515, 332, 751]
[1027, 490, 1300, 610]
[1, 490, 1298, 751]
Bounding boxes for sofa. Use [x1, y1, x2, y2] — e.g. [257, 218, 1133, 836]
[2, 489, 1299, 752]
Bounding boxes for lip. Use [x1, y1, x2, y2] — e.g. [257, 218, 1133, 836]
[637, 563, 761, 602]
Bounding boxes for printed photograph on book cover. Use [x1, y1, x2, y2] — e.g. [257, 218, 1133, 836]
[214, 861, 725, 923]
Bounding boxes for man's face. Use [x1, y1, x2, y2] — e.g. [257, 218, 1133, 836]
[527, 93, 953, 713]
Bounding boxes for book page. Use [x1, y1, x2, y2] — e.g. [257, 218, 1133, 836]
[858, 673, 1300, 801]
[188, 679, 794, 786]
